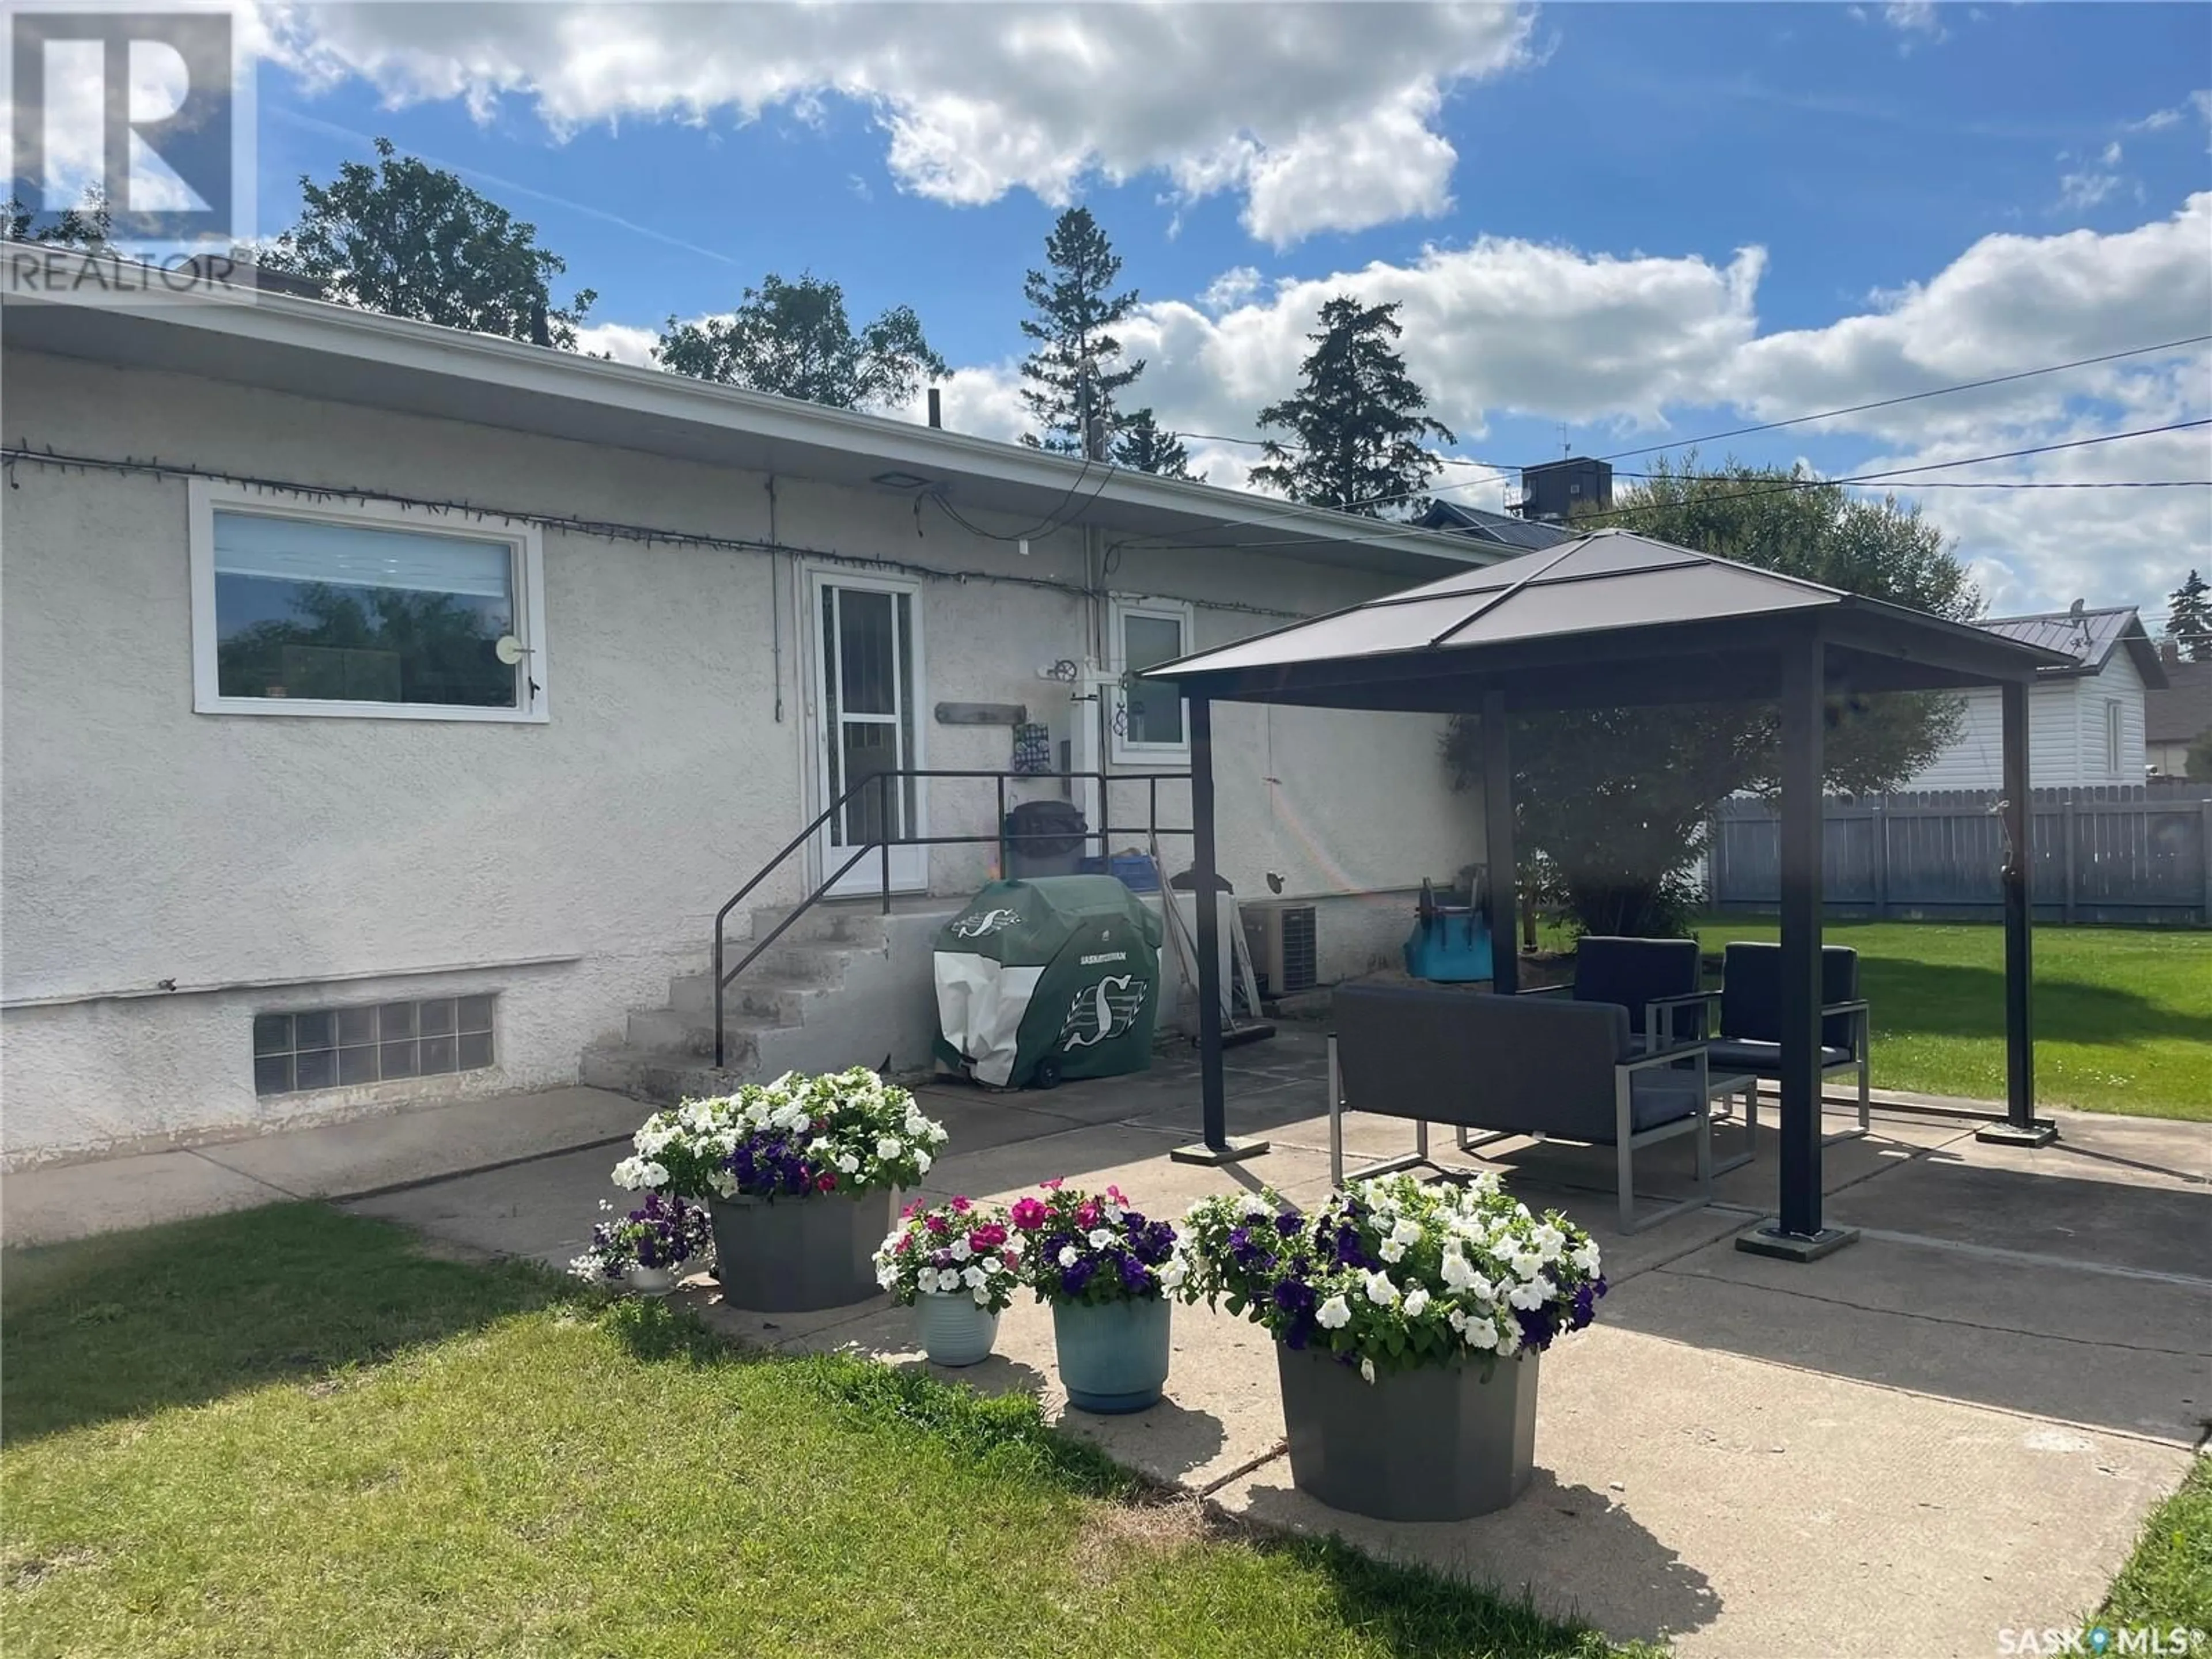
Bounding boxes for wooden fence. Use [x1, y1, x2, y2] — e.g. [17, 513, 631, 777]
[1707, 783, 2212, 925]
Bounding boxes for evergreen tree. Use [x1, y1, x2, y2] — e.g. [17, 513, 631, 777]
[1250, 297, 1454, 516]
[657, 274, 945, 411]
[262, 138, 594, 348]
[1018, 207, 1144, 455]
[1112, 409, 1198, 479]
[2165, 569, 2212, 663]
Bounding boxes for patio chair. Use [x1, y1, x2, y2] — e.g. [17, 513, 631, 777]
[1646, 941, 1872, 1144]
[1327, 982, 1715, 1234]
[1521, 935, 1703, 1049]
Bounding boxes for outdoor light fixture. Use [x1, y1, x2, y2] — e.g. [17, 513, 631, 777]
[870, 470, 933, 490]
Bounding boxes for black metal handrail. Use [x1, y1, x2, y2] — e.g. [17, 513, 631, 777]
[710, 767, 1192, 1067]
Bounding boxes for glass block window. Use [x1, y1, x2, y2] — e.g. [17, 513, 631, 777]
[253, 994, 496, 1096]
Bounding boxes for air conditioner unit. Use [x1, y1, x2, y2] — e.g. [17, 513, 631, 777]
[1242, 902, 1318, 998]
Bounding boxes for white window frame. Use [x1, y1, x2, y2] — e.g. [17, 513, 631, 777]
[1109, 594, 1195, 763]
[188, 480, 549, 723]
[2104, 697, 2124, 777]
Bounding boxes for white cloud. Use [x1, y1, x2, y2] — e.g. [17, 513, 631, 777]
[574, 320, 657, 367]
[251, 1, 1535, 246]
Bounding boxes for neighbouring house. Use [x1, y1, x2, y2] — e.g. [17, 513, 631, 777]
[2145, 642, 2212, 779]
[1896, 606, 2169, 791]
[1414, 455, 1611, 552]
[1414, 499, 1576, 552]
[0, 272, 1507, 1168]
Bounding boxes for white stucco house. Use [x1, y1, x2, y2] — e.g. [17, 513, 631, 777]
[0, 274, 1507, 1169]
[1896, 607, 2168, 791]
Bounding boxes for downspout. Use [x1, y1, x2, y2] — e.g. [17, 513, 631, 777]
[767, 475, 783, 722]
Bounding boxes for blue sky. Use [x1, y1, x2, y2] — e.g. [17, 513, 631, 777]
[247, 2, 2210, 618]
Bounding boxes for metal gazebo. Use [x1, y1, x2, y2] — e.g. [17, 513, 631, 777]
[1148, 529, 2069, 1260]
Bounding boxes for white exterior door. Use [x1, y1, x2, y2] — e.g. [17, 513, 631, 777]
[808, 570, 928, 895]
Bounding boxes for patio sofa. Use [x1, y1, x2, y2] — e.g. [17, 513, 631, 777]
[1327, 981, 1715, 1233]
[1647, 941, 1873, 1143]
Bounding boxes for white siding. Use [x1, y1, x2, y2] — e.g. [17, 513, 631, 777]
[1, 348, 1480, 1163]
[1900, 656, 2146, 791]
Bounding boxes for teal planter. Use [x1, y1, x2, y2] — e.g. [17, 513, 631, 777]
[1052, 1296, 1172, 1414]
[915, 1291, 1000, 1367]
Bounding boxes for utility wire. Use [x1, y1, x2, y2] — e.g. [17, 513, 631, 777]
[1589, 334, 2212, 464]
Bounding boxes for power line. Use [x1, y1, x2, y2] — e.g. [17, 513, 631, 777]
[1588, 334, 2212, 465]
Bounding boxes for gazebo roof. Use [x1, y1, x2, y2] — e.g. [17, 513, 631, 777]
[1147, 529, 2073, 713]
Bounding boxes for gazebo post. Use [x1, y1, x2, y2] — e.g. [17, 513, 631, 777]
[1976, 678, 2057, 1147]
[1480, 688, 1518, 995]
[1169, 694, 1270, 1168]
[1738, 634, 1859, 1262]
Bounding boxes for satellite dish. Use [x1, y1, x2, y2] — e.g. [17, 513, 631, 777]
[494, 635, 530, 666]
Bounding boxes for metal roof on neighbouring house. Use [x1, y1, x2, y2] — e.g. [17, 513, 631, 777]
[1415, 498, 1579, 551]
[1972, 607, 2168, 687]
[2146, 658, 2212, 744]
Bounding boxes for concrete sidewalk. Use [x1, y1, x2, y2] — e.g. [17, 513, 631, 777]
[10, 1034, 2208, 1656]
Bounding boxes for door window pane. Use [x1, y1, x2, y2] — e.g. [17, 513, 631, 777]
[212, 511, 518, 707]
[1122, 612, 1187, 747]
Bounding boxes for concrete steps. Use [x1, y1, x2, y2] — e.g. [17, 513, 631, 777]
[580, 902, 916, 1107]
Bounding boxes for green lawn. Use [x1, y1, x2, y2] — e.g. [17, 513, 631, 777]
[1, 1206, 1645, 1659]
[1676, 919, 2212, 1120]
[2097, 1455, 2212, 1636]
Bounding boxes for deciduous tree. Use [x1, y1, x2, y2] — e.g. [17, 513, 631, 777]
[657, 274, 945, 410]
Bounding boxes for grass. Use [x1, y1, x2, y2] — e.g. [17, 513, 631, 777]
[1537, 918, 2210, 1120]
[2096, 1455, 2212, 1634]
[1, 1205, 1647, 1659]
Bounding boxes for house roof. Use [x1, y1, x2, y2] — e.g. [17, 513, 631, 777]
[1414, 498, 1578, 551]
[0, 260, 1499, 582]
[2146, 658, 2212, 744]
[1972, 607, 2168, 688]
[1145, 528, 2071, 713]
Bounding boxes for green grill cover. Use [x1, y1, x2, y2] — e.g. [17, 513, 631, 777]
[932, 876, 1164, 1089]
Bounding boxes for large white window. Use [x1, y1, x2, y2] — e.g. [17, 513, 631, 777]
[189, 482, 548, 722]
[1109, 594, 1194, 762]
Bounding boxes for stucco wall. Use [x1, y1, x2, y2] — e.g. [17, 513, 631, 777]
[1, 347, 1478, 1163]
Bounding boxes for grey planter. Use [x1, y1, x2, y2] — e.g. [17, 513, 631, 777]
[709, 1188, 895, 1312]
[1276, 1344, 1540, 1521]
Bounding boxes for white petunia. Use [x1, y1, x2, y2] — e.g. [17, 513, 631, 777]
[1507, 1279, 1548, 1310]
[1466, 1272, 1496, 1305]
[917, 1268, 940, 1294]
[1377, 1237, 1406, 1264]
[1510, 1249, 1544, 1278]
[1446, 1307, 1468, 1333]
[877, 1135, 904, 1160]
[950, 1238, 973, 1262]
[915, 1150, 933, 1174]
[1363, 1270, 1399, 1306]
[972, 1283, 991, 1305]
[876, 1263, 899, 1290]
[1158, 1257, 1187, 1290]
[1086, 1229, 1114, 1250]
[963, 1264, 986, 1288]
[1465, 1319, 1499, 1350]
[1359, 1357, 1376, 1385]
[982, 1256, 1002, 1275]
[1403, 1287, 1431, 1317]
[1058, 1246, 1079, 1268]
[1571, 1241, 1603, 1275]
[1440, 1251, 1474, 1290]
[1316, 1294, 1351, 1330]
[1391, 1217, 1422, 1247]
[836, 1153, 860, 1175]
[1498, 1322, 1523, 1356]
[1532, 1223, 1566, 1263]
[1240, 1194, 1272, 1219]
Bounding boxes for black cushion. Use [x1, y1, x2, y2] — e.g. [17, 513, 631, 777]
[1573, 937, 1703, 1040]
[1707, 1039, 1855, 1075]
[1332, 981, 1665, 1146]
[1626, 1068, 1702, 1130]
[1719, 942, 1861, 1050]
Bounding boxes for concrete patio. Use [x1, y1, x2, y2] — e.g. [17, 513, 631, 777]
[11, 1030, 2206, 1657]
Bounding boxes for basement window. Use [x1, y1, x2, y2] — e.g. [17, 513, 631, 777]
[1110, 595, 1195, 762]
[190, 481, 548, 722]
[253, 994, 497, 1096]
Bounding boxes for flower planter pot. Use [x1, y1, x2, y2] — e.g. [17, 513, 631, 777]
[710, 1188, 895, 1312]
[623, 1262, 681, 1296]
[1052, 1296, 1171, 1414]
[1276, 1344, 1540, 1521]
[915, 1291, 1001, 1367]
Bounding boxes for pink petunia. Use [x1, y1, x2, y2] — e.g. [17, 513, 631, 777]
[1041, 1177, 1065, 1191]
[895, 1233, 912, 1254]
[1009, 1197, 1047, 1230]
[950, 1196, 972, 1213]
[1075, 1200, 1100, 1229]
[968, 1224, 1007, 1252]
[816, 1172, 838, 1192]
[926, 1213, 950, 1234]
